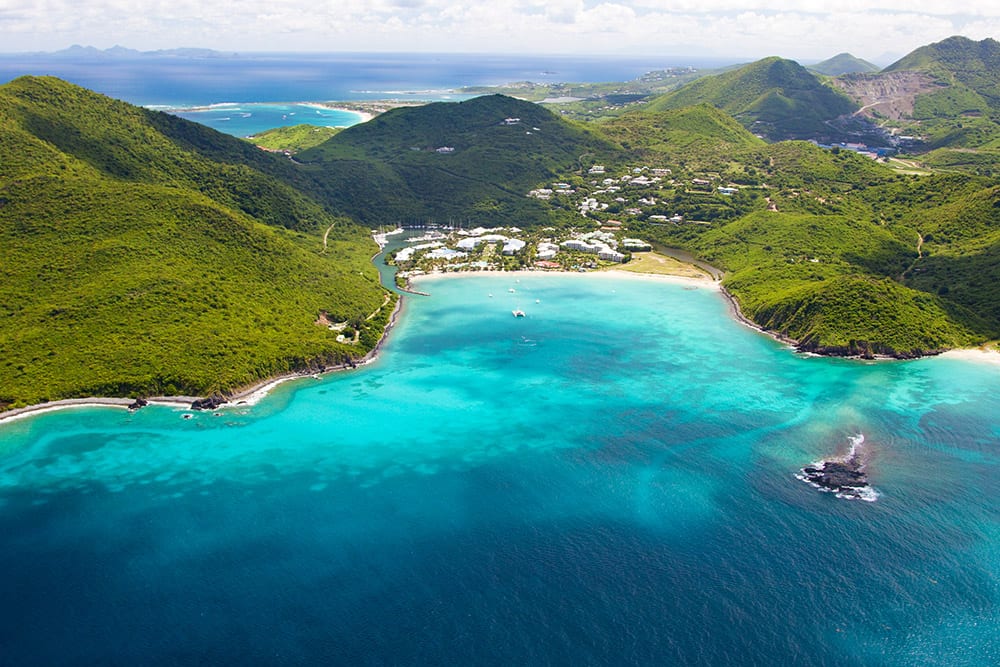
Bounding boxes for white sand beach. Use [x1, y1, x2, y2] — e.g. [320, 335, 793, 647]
[939, 347, 1000, 366]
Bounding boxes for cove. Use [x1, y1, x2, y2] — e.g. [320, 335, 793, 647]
[0, 273, 997, 665]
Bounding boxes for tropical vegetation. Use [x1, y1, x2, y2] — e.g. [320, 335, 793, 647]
[3, 34, 1000, 408]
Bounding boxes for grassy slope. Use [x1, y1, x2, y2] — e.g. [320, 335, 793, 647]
[0, 77, 390, 409]
[898, 183, 1000, 328]
[644, 57, 857, 140]
[248, 124, 341, 152]
[597, 104, 764, 170]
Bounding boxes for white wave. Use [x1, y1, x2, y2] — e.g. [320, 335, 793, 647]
[846, 433, 865, 459]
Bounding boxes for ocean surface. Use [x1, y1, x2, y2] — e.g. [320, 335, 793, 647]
[0, 274, 997, 665]
[0, 52, 725, 136]
[166, 102, 366, 139]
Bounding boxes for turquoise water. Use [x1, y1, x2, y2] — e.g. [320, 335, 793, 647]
[0, 274, 997, 664]
[167, 102, 365, 137]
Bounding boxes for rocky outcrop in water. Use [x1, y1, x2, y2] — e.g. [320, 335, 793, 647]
[127, 397, 148, 411]
[800, 460, 869, 498]
[191, 395, 227, 411]
[798, 434, 878, 501]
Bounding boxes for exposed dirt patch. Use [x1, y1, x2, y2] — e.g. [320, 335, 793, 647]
[832, 71, 940, 121]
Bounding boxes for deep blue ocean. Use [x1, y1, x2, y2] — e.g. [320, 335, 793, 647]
[1, 274, 997, 665]
[0, 52, 725, 136]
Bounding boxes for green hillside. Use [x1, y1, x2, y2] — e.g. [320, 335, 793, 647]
[548, 133, 999, 356]
[876, 36, 1000, 166]
[0, 76, 391, 409]
[643, 57, 857, 140]
[809, 53, 880, 76]
[297, 94, 625, 226]
[884, 36, 1000, 106]
[248, 124, 341, 153]
[597, 104, 765, 169]
[897, 182, 1000, 328]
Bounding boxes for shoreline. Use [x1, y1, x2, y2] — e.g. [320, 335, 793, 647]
[938, 346, 1000, 366]
[718, 286, 801, 351]
[408, 267, 721, 290]
[298, 102, 373, 124]
[0, 296, 405, 425]
[157, 101, 375, 125]
[3, 270, 997, 425]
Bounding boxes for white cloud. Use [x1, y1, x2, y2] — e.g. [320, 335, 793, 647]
[0, 0, 998, 60]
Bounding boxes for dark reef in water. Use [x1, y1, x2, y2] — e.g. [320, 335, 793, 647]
[798, 435, 877, 501]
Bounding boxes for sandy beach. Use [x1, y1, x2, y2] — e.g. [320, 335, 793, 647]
[939, 346, 1000, 366]
[300, 102, 374, 124]
[409, 267, 720, 291]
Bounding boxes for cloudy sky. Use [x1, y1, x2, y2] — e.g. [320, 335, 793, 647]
[2, 1, 999, 62]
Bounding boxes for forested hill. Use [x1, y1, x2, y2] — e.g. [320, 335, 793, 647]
[586, 109, 999, 357]
[0, 76, 391, 410]
[831, 36, 1000, 170]
[883, 36, 1000, 106]
[597, 103, 764, 169]
[296, 94, 625, 227]
[642, 57, 858, 141]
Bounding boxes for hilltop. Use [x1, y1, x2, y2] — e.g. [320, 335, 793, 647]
[809, 53, 880, 76]
[883, 35, 1000, 104]
[597, 103, 765, 170]
[832, 36, 1000, 171]
[642, 57, 858, 141]
[296, 94, 625, 226]
[0, 76, 392, 409]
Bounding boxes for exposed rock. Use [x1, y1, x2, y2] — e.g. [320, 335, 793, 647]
[802, 460, 866, 490]
[191, 394, 227, 411]
[798, 434, 878, 501]
[127, 397, 148, 411]
[795, 339, 942, 360]
[831, 71, 938, 121]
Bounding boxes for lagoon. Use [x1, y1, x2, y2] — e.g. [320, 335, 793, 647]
[0, 274, 997, 664]
[166, 102, 365, 138]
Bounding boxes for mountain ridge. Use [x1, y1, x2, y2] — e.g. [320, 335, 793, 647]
[641, 57, 858, 141]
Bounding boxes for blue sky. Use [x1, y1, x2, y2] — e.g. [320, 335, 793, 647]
[2, 1, 999, 62]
